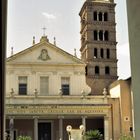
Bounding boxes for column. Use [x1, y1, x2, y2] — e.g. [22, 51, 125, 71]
[104, 116, 109, 140]
[97, 12, 99, 21]
[102, 13, 104, 21]
[9, 117, 14, 140]
[82, 116, 87, 132]
[97, 48, 100, 59]
[97, 30, 100, 41]
[34, 117, 38, 140]
[59, 116, 64, 140]
[103, 31, 105, 41]
[104, 49, 107, 59]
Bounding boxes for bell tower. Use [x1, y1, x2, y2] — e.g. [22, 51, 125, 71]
[79, 0, 118, 95]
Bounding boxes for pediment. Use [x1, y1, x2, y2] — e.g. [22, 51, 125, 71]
[7, 42, 84, 65]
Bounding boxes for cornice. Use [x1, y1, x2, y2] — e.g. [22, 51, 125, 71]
[6, 62, 86, 67]
[80, 41, 117, 51]
[86, 58, 118, 63]
[87, 75, 118, 79]
[80, 21, 116, 34]
[79, 1, 116, 16]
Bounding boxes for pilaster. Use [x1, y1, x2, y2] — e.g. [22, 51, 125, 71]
[104, 116, 109, 140]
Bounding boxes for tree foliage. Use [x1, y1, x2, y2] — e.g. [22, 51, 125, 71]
[16, 136, 32, 140]
[84, 130, 103, 140]
[120, 135, 135, 140]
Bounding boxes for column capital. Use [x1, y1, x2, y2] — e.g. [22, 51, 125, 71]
[104, 115, 109, 119]
[8, 116, 15, 119]
[33, 116, 39, 119]
[58, 116, 64, 119]
[81, 116, 87, 119]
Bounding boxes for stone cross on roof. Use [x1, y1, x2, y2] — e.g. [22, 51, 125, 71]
[42, 27, 47, 36]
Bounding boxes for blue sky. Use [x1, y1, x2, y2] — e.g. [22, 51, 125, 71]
[7, 0, 130, 79]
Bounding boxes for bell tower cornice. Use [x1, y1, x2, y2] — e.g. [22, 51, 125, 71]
[79, 0, 116, 17]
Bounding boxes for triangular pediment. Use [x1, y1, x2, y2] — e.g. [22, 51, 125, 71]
[7, 41, 84, 65]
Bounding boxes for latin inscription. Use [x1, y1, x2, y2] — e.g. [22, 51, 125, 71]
[6, 105, 110, 115]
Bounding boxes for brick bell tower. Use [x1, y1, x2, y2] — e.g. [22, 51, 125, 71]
[79, 0, 118, 95]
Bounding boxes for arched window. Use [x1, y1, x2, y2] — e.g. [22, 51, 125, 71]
[94, 48, 97, 58]
[107, 49, 110, 59]
[104, 31, 109, 41]
[104, 12, 108, 21]
[100, 48, 104, 58]
[94, 11, 97, 21]
[105, 66, 110, 75]
[99, 12, 102, 21]
[85, 66, 88, 76]
[94, 30, 98, 40]
[95, 66, 100, 75]
[99, 30, 103, 41]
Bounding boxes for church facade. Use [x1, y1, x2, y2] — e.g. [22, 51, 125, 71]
[5, 0, 133, 140]
[5, 35, 111, 140]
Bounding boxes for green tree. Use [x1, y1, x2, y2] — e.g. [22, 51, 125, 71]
[84, 130, 103, 140]
[16, 136, 32, 140]
[120, 135, 135, 140]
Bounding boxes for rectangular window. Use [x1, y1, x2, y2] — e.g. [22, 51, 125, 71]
[40, 77, 49, 95]
[18, 76, 27, 95]
[61, 77, 70, 95]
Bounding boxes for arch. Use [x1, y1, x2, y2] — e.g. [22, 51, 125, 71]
[104, 12, 108, 21]
[94, 48, 98, 58]
[93, 11, 97, 21]
[94, 30, 98, 40]
[104, 31, 109, 41]
[107, 49, 110, 59]
[99, 30, 103, 41]
[105, 66, 110, 75]
[100, 48, 104, 58]
[99, 12, 102, 21]
[85, 66, 88, 76]
[95, 66, 100, 75]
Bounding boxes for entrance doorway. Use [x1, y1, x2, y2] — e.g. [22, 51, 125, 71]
[86, 118, 104, 138]
[38, 122, 52, 140]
